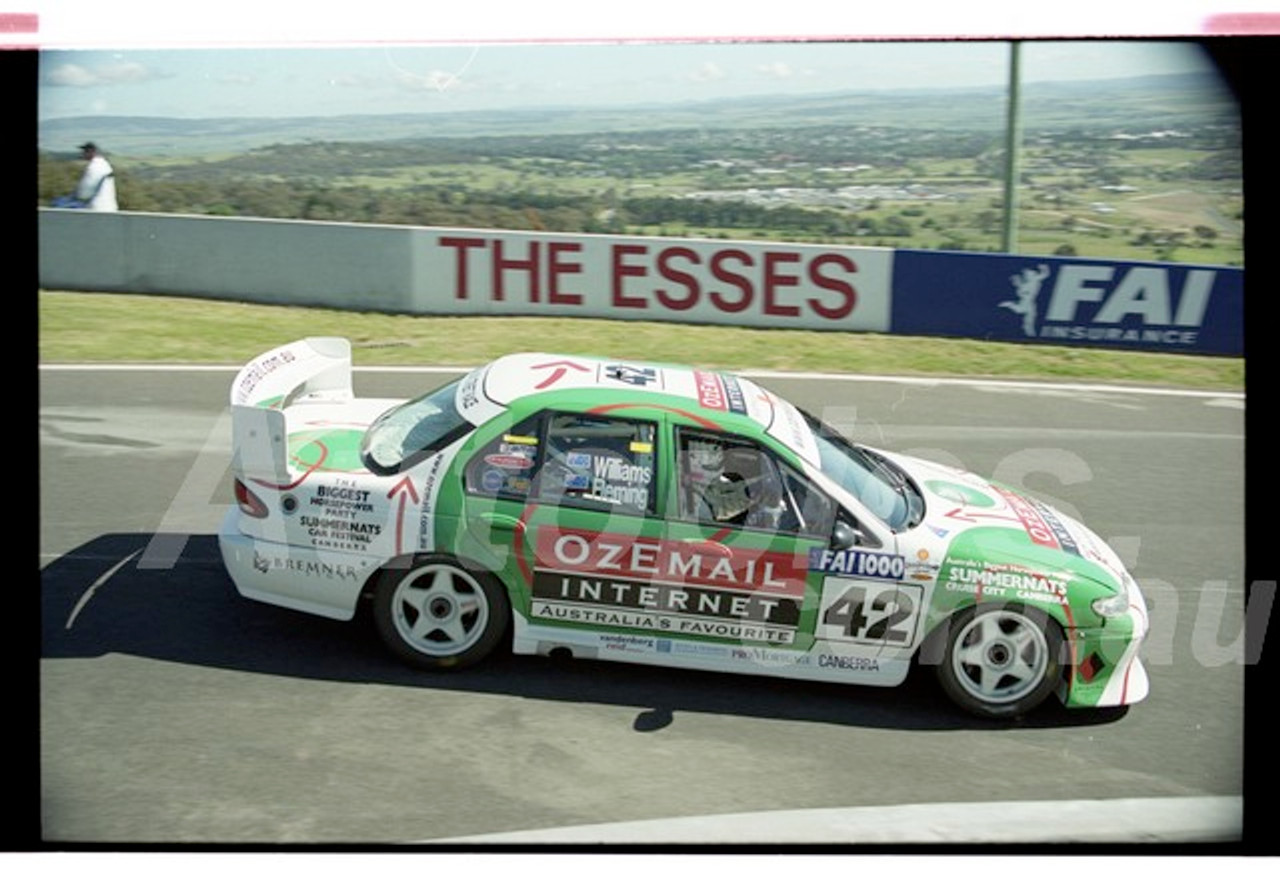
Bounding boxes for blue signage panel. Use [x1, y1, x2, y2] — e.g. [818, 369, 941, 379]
[890, 250, 1243, 356]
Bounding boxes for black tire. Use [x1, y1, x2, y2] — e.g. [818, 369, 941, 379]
[935, 603, 1064, 718]
[372, 556, 510, 670]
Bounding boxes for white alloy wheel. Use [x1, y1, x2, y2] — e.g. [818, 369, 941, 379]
[374, 558, 508, 669]
[937, 605, 1062, 718]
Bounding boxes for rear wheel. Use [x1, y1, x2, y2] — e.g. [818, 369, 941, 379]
[373, 557, 509, 670]
[936, 604, 1063, 718]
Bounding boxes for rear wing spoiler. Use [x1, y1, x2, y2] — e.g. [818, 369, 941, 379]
[229, 337, 354, 482]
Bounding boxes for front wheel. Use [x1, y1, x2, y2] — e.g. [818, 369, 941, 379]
[373, 557, 510, 670]
[935, 604, 1064, 718]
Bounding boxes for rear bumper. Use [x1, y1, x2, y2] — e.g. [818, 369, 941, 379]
[218, 507, 374, 621]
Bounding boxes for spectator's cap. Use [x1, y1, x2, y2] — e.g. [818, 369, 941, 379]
[79, 142, 97, 152]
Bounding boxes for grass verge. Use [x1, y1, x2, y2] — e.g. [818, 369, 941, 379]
[39, 291, 1243, 391]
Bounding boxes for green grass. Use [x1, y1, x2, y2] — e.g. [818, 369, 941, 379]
[38, 290, 1243, 391]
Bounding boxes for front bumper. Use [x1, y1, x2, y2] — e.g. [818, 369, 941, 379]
[1060, 591, 1151, 708]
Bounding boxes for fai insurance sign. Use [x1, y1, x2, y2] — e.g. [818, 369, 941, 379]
[892, 250, 1243, 356]
[417, 229, 894, 331]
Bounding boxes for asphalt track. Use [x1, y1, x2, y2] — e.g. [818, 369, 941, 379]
[38, 362, 1248, 846]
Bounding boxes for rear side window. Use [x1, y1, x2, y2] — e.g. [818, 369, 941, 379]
[464, 416, 543, 499]
[362, 379, 473, 474]
[536, 413, 658, 515]
[464, 412, 659, 516]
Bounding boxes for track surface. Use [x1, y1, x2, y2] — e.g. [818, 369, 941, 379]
[39, 365, 1246, 844]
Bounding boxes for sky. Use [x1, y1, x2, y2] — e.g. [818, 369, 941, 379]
[36, 40, 1229, 121]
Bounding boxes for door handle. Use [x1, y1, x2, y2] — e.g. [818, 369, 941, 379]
[474, 512, 525, 545]
[678, 538, 732, 559]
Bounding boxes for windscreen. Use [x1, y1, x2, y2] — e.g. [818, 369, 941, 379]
[800, 410, 923, 532]
[362, 379, 473, 473]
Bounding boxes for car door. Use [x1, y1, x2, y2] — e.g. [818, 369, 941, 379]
[460, 407, 667, 635]
[661, 424, 841, 652]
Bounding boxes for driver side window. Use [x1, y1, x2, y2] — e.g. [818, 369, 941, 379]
[675, 429, 835, 538]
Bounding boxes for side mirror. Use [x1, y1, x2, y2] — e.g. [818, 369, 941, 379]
[831, 520, 861, 550]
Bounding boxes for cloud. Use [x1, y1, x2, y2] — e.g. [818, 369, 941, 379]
[756, 61, 797, 79]
[329, 72, 383, 89]
[44, 59, 164, 88]
[44, 63, 98, 88]
[688, 61, 726, 83]
[393, 69, 468, 92]
[215, 73, 257, 87]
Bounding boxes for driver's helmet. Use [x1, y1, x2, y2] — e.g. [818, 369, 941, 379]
[704, 472, 753, 522]
[684, 439, 724, 487]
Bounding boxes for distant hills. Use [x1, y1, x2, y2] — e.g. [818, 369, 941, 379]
[39, 72, 1238, 158]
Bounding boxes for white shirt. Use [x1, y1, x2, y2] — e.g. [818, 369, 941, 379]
[75, 155, 118, 211]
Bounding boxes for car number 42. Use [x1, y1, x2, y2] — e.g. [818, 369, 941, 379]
[817, 580, 924, 647]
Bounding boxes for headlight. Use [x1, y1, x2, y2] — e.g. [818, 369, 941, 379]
[1091, 573, 1133, 618]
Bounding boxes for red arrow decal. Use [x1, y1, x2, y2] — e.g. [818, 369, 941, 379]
[389, 476, 420, 504]
[943, 506, 1020, 524]
[531, 359, 590, 390]
[387, 477, 420, 556]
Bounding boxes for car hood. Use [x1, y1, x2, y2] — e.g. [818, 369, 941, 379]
[883, 449, 1129, 590]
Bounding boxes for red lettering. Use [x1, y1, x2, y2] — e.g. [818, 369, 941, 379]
[656, 246, 701, 311]
[492, 240, 539, 303]
[439, 235, 487, 300]
[762, 251, 801, 317]
[547, 241, 584, 306]
[808, 254, 858, 320]
[611, 244, 649, 309]
[535, 527, 807, 597]
[694, 370, 727, 411]
[444, 236, 870, 321]
[709, 250, 754, 313]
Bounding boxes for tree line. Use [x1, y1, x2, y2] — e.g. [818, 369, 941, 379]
[38, 153, 914, 241]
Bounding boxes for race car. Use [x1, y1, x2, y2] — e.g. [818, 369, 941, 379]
[218, 338, 1149, 718]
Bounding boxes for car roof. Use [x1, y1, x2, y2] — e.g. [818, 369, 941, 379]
[466, 352, 822, 465]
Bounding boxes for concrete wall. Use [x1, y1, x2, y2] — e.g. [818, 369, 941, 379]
[39, 210, 418, 314]
[38, 209, 1243, 355]
[38, 209, 897, 331]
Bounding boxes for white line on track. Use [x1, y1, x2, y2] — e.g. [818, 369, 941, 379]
[38, 363, 1245, 400]
[433, 795, 1243, 844]
[65, 547, 142, 630]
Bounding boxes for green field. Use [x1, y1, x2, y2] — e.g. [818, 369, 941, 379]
[38, 291, 1243, 391]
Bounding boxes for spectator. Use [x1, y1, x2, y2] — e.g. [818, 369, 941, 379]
[74, 142, 118, 211]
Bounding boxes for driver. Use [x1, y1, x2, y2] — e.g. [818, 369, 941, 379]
[682, 440, 785, 529]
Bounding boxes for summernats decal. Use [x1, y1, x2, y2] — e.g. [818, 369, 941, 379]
[939, 557, 1071, 607]
[891, 250, 1243, 356]
[289, 476, 385, 553]
[531, 527, 808, 644]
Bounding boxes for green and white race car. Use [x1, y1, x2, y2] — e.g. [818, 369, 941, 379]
[219, 337, 1149, 718]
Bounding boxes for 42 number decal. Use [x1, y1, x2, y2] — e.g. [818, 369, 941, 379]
[817, 579, 924, 648]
